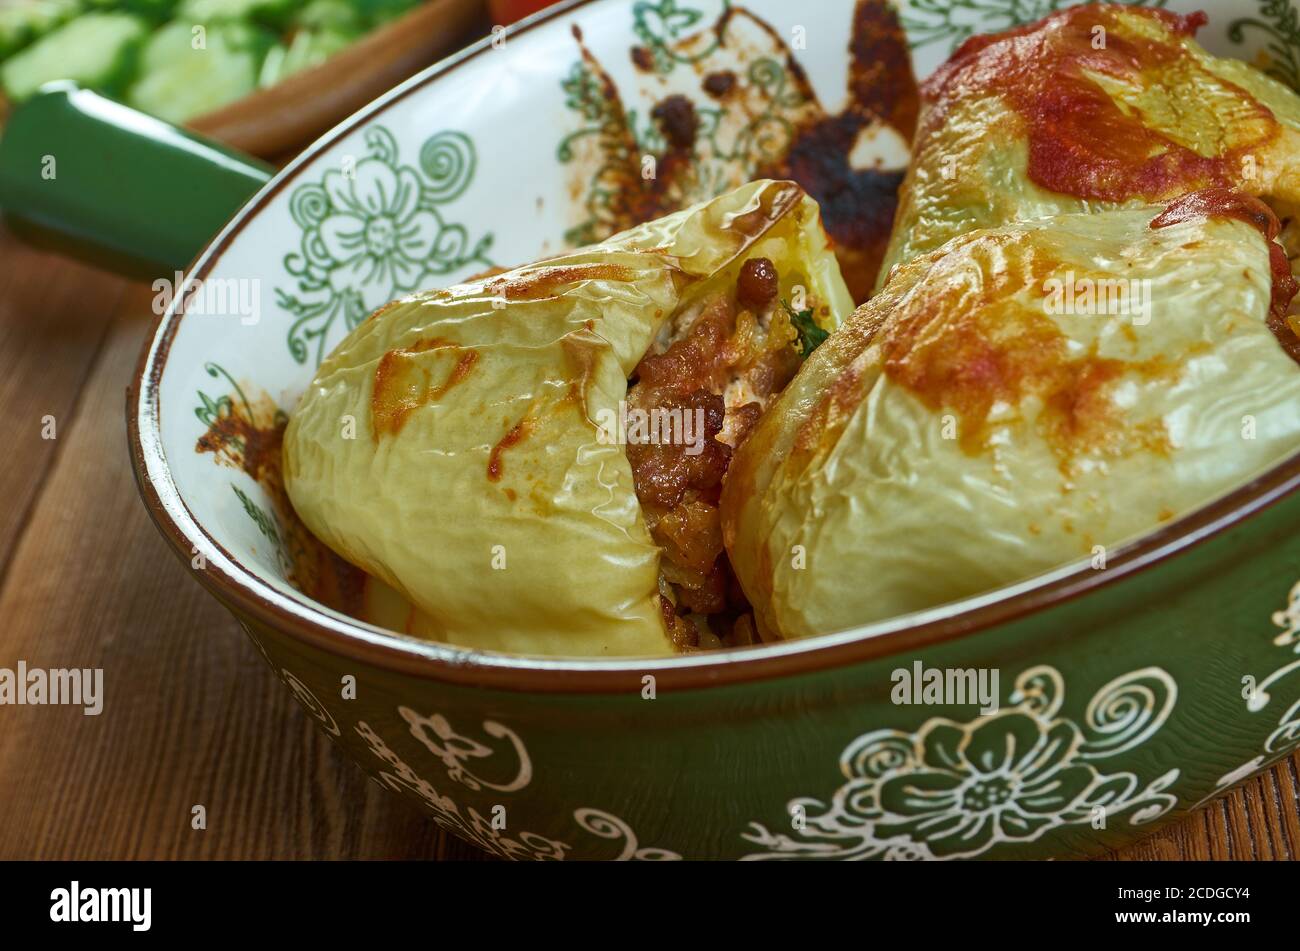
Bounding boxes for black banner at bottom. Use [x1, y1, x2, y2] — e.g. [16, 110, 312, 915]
[0, 859, 1284, 936]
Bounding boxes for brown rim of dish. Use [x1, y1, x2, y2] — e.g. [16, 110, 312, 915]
[128, 0, 1300, 694]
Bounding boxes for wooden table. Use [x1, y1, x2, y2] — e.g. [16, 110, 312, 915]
[0, 224, 1297, 861]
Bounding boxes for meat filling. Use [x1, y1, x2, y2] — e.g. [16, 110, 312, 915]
[625, 257, 805, 650]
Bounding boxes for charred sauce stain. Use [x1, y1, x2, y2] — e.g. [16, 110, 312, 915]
[484, 328, 608, 486]
[566, 25, 687, 232]
[371, 338, 479, 439]
[712, 4, 819, 104]
[922, 7, 1278, 204]
[651, 94, 700, 150]
[1151, 188, 1300, 361]
[742, 0, 917, 302]
[488, 262, 637, 301]
[755, 0, 918, 301]
[702, 70, 736, 98]
[763, 114, 906, 303]
[844, 0, 919, 136]
[563, 0, 917, 302]
[631, 45, 655, 71]
[196, 389, 366, 616]
[871, 242, 1176, 470]
[487, 419, 532, 482]
[197, 396, 283, 486]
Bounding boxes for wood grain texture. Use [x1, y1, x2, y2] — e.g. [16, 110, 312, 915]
[0, 223, 129, 570]
[0, 234, 1294, 861]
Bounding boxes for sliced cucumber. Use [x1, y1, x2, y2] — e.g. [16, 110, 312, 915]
[1, 12, 148, 101]
[177, 0, 302, 28]
[258, 26, 352, 87]
[0, 0, 82, 61]
[126, 19, 275, 122]
[257, 42, 287, 87]
[287, 27, 353, 75]
[355, 0, 422, 28]
[84, 0, 181, 24]
[260, 0, 363, 88]
[294, 0, 365, 33]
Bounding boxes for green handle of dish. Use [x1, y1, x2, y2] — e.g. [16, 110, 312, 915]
[0, 83, 274, 275]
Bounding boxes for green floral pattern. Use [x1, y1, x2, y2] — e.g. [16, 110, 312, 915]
[1195, 579, 1300, 806]
[193, 362, 294, 570]
[740, 666, 1180, 860]
[276, 125, 494, 366]
[632, 0, 725, 73]
[1229, 0, 1300, 91]
[558, 1, 810, 246]
[194, 361, 252, 448]
[231, 484, 292, 575]
[351, 706, 682, 860]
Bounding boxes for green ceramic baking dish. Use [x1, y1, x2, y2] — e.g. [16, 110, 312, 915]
[8, 0, 1300, 859]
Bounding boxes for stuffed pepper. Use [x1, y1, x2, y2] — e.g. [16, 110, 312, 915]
[723, 194, 1300, 640]
[284, 180, 853, 656]
[879, 4, 1300, 285]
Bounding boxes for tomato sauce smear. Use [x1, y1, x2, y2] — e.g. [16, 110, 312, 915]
[922, 6, 1278, 203]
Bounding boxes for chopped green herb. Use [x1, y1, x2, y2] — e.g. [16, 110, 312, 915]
[783, 299, 829, 356]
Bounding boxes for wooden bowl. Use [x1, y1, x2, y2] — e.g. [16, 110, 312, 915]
[186, 0, 488, 158]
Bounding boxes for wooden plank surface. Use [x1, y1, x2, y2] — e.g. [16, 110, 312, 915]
[0, 226, 1296, 861]
[0, 224, 129, 568]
